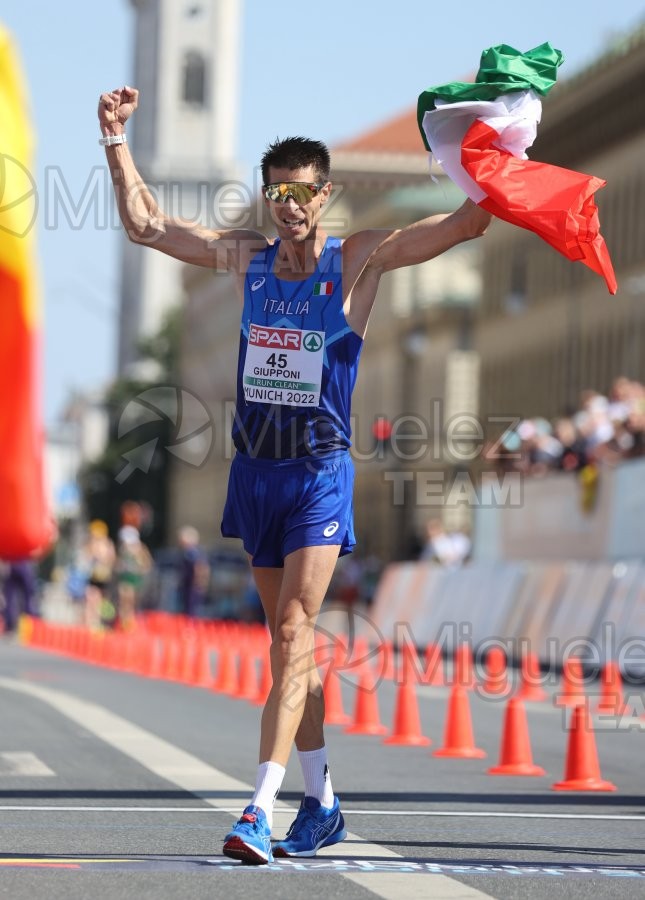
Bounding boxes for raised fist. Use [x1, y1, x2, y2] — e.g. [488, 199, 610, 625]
[98, 86, 139, 132]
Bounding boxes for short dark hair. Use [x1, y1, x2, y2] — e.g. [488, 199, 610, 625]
[261, 136, 331, 186]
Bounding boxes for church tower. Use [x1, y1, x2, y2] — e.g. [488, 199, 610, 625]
[118, 0, 242, 372]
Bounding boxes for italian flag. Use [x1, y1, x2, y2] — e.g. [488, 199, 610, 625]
[417, 42, 617, 294]
[313, 281, 333, 296]
[0, 25, 53, 558]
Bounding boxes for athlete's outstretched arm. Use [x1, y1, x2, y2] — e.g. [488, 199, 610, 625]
[98, 86, 267, 271]
[364, 199, 491, 276]
[342, 200, 490, 335]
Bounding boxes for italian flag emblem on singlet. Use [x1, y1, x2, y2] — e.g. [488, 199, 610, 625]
[313, 281, 333, 296]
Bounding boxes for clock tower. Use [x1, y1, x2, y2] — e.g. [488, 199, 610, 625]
[118, 0, 242, 372]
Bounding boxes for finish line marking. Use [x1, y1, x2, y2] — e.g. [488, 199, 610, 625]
[0, 856, 643, 879]
[0, 806, 643, 822]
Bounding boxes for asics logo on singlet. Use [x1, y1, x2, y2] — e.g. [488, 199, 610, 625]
[323, 521, 340, 537]
[251, 278, 266, 291]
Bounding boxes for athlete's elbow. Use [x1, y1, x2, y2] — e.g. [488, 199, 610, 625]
[125, 215, 166, 248]
[364, 230, 402, 276]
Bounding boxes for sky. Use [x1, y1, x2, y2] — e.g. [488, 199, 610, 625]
[2, 1, 645, 426]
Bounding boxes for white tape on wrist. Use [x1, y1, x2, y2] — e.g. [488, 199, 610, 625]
[99, 133, 127, 146]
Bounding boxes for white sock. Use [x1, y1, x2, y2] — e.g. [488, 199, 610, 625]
[297, 747, 335, 809]
[250, 761, 285, 829]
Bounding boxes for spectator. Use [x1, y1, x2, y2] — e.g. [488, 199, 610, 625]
[484, 427, 522, 475]
[553, 417, 589, 472]
[2, 559, 38, 633]
[115, 526, 152, 631]
[420, 518, 471, 567]
[79, 520, 116, 630]
[177, 525, 210, 618]
[448, 526, 472, 566]
[574, 390, 615, 452]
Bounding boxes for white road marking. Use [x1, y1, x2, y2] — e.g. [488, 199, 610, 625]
[0, 677, 493, 898]
[0, 752, 55, 776]
[346, 871, 486, 898]
[0, 678, 251, 797]
[0, 807, 642, 822]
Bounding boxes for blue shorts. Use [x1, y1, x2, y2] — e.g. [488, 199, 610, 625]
[221, 451, 355, 568]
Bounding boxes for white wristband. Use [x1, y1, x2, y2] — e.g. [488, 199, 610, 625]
[99, 133, 127, 147]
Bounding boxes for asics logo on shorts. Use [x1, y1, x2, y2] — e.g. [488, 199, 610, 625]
[323, 521, 340, 537]
[251, 277, 266, 291]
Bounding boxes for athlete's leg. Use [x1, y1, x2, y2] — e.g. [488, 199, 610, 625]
[223, 546, 340, 863]
[257, 548, 348, 859]
[259, 544, 339, 765]
[252, 563, 325, 752]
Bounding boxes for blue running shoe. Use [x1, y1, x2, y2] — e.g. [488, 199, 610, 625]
[273, 796, 346, 858]
[223, 805, 273, 865]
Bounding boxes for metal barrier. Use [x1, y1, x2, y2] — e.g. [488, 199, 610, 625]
[369, 558, 645, 675]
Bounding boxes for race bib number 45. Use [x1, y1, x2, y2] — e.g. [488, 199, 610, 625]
[243, 324, 325, 407]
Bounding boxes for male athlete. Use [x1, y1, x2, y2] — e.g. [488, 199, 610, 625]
[99, 85, 491, 864]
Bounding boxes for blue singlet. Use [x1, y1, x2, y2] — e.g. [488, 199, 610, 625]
[231, 237, 363, 459]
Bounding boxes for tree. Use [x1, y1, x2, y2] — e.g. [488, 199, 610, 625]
[79, 307, 181, 549]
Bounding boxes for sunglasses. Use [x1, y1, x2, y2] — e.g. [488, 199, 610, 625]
[263, 182, 326, 204]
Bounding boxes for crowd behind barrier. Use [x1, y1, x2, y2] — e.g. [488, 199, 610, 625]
[488, 376, 645, 479]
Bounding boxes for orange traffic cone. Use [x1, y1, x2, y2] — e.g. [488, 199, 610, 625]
[556, 656, 586, 707]
[516, 651, 547, 702]
[322, 651, 351, 726]
[552, 704, 616, 791]
[432, 686, 485, 758]
[213, 643, 238, 694]
[178, 637, 196, 683]
[487, 698, 546, 776]
[105, 632, 124, 669]
[380, 640, 395, 680]
[350, 636, 371, 677]
[423, 642, 445, 686]
[396, 642, 423, 684]
[383, 649, 431, 746]
[191, 638, 214, 688]
[595, 661, 625, 715]
[123, 634, 142, 672]
[252, 640, 273, 706]
[236, 649, 260, 701]
[481, 646, 509, 696]
[345, 666, 387, 735]
[139, 634, 160, 678]
[453, 643, 476, 690]
[160, 637, 181, 681]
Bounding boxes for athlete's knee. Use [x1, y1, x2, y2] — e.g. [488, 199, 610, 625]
[271, 610, 316, 670]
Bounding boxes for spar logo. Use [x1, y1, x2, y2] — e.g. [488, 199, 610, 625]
[249, 324, 301, 349]
[303, 332, 323, 352]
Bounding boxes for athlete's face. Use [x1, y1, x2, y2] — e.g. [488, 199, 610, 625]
[264, 165, 331, 242]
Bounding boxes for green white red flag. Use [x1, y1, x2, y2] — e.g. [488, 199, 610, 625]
[417, 42, 617, 294]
